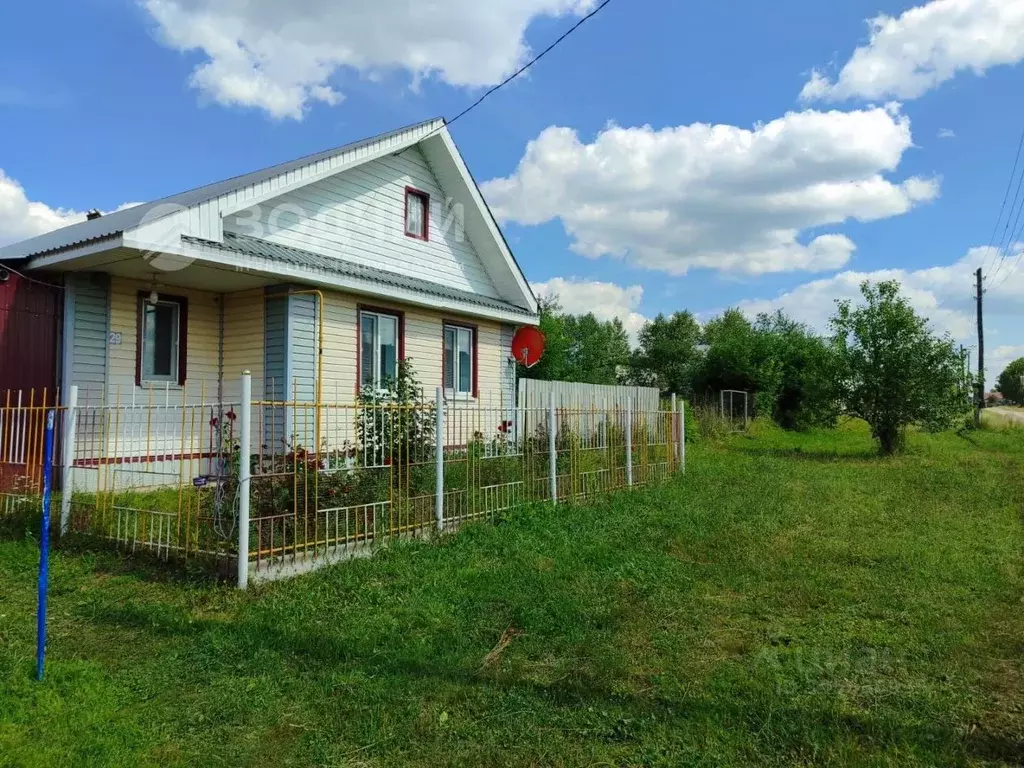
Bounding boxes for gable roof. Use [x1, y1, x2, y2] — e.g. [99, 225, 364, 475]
[1, 119, 537, 317]
[0, 119, 440, 262]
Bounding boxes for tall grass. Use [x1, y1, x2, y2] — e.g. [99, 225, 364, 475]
[1, 423, 1022, 766]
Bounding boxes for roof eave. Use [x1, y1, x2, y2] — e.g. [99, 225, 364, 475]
[25, 234, 126, 269]
[183, 239, 538, 326]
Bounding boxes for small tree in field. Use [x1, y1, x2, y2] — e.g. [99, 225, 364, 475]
[831, 281, 964, 455]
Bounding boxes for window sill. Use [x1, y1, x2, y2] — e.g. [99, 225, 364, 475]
[443, 391, 478, 402]
[138, 380, 185, 390]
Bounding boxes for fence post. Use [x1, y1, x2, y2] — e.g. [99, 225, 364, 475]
[603, 397, 608, 447]
[679, 400, 686, 473]
[36, 409, 56, 681]
[59, 385, 78, 536]
[237, 371, 252, 590]
[626, 397, 633, 487]
[435, 387, 445, 532]
[548, 391, 557, 505]
[670, 393, 677, 470]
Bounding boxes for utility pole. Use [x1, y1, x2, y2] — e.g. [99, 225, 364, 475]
[959, 345, 968, 404]
[975, 268, 985, 427]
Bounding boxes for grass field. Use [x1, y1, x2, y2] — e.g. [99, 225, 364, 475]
[1, 421, 1022, 767]
[984, 408, 1024, 430]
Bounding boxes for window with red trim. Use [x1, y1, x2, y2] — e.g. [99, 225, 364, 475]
[404, 187, 429, 240]
[136, 292, 187, 386]
[443, 323, 476, 396]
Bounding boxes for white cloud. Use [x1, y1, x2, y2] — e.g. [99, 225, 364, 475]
[0, 171, 140, 247]
[800, 0, 1024, 102]
[484, 106, 938, 276]
[938, 127, 956, 139]
[0, 170, 88, 246]
[141, 0, 595, 119]
[531, 277, 647, 344]
[991, 345, 1024, 383]
[737, 244, 1024, 378]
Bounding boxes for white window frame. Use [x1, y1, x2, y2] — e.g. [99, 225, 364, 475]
[360, 310, 400, 390]
[443, 323, 475, 397]
[141, 299, 181, 384]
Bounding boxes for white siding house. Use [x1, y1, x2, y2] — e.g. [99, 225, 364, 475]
[0, 119, 538, 466]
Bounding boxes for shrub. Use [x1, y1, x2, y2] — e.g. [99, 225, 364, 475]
[357, 359, 436, 489]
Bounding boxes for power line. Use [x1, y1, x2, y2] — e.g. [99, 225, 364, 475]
[982, 123, 1024, 277]
[412, 0, 616, 144]
[989, 152, 1024, 289]
[990, 181, 1024, 285]
[990, 237, 1024, 291]
[990, 154, 1024, 284]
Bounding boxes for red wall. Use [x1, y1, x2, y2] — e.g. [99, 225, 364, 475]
[0, 269, 62, 395]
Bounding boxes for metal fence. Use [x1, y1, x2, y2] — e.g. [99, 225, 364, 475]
[1, 378, 687, 585]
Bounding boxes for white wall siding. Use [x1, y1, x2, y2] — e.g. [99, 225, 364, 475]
[222, 288, 264, 401]
[166, 120, 444, 243]
[106, 277, 221, 403]
[223, 147, 500, 299]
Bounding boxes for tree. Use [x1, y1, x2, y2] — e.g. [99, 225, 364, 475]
[691, 309, 838, 429]
[627, 311, 703, 395]
[692, 309, 759, 399]
[996, 358, 1024, 405]
[521, 296, 570, 382]
[754, 312, 839, 430]
[521, 296, 630, 385]
[830, 280, 965, 455]
[560, 313, 630, 384]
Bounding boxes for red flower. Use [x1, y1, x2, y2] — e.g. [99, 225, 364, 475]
[209, 417, 219, 428]
[226, 410, 237, 422]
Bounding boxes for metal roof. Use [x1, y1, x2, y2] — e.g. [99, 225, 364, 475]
[0, 118, 443, 261]
[187, 231, 534, 317]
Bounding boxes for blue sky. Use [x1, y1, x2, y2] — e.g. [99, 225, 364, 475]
[2, 0, 1023, 379]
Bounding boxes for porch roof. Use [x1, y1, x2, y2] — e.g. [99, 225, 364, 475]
[185, 232, 533, 318]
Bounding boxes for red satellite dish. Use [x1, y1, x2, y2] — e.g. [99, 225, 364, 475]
[511, 326, 545, 368]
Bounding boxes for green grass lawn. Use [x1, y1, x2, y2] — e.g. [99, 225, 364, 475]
[1, 421, 1022, 767]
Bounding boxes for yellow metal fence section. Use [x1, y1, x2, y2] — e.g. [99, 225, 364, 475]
[247, 398, 680, 573]
[0, 388, 58, 501]
[1, 384, 683, 576]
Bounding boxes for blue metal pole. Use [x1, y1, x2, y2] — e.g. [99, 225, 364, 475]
[36, 409, 56, 682]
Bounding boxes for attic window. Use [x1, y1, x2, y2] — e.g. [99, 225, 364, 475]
[404, 187, 429, 241]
